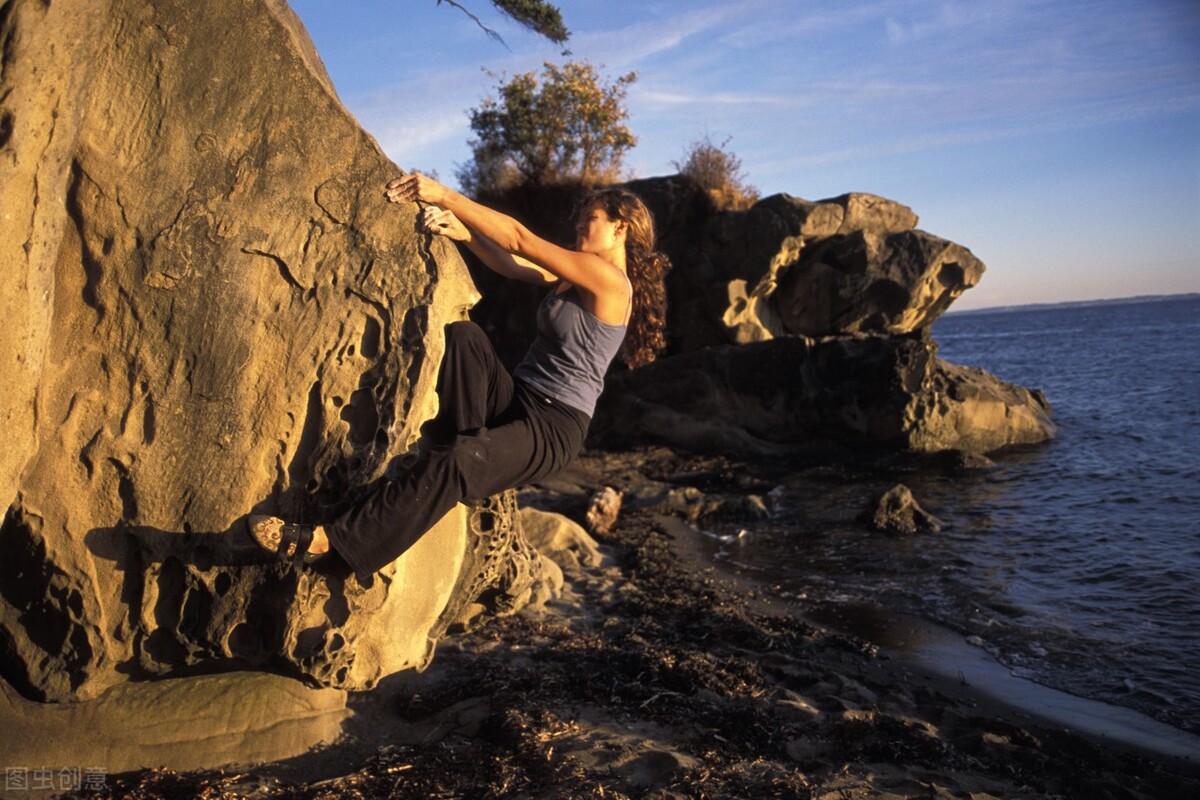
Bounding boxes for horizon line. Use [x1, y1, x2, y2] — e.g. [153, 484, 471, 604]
[946, 291, 1200, 316]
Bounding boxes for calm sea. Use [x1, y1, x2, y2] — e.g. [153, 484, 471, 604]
[704, 295, 1200, 735]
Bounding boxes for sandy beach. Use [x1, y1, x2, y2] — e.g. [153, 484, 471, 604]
[48, 447, 1198, 800]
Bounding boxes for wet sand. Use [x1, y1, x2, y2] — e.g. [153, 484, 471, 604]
[53, 447, 1200, 799]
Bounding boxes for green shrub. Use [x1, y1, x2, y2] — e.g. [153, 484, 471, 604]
[674, 134, 759, 211]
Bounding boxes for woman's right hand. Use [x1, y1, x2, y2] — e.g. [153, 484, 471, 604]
[421, 207, 470, 242]
[386, 171, 451, 206]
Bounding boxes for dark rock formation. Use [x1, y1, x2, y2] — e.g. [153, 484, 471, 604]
[590, 335, 1055, 456]
[0, 0, 539, 702]
[457, 175, 986, 358]
[586, 179, 1046, 456]
[462, 176, 1043, 457]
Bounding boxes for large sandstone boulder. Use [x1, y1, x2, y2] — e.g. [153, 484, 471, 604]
[590, 335, 1055, 456]
[0, 0, 541, 702]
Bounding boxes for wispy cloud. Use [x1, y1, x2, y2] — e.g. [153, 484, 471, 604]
[884, 0, 1013, 46]
[343, 0, 1200, 183]
[567, 4, 747, 69]
[634, 88, 798, 107]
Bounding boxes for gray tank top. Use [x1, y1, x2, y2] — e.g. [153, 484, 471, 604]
[514, 285, 629, 417]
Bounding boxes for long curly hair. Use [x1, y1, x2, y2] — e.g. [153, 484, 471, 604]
[578, 188, 670, 368]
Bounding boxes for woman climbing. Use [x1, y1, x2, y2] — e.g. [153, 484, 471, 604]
[248, 173, 669, 574]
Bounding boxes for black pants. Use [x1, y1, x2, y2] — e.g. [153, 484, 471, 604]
[326, 321, 590, 575]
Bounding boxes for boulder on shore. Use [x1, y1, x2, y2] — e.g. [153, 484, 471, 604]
[864, 484, 944, 535]
[0, 0, 542, 702]
[461, 178, 983, 364]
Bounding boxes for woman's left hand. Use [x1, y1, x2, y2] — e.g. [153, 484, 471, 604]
[385, 172, 449, 207]
[421, 207, 470, 241]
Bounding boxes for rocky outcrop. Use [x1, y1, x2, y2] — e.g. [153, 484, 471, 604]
[647, 185, 983, 350]
[0, 0, 539, 702]
[464, 178, 1048, 457]
[574, 178, 1048, 457]
[590, 335, 1055, 456]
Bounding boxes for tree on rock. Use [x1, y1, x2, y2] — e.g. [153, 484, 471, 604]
[439, 0, 570, 45]
[457, 61, 638, 195]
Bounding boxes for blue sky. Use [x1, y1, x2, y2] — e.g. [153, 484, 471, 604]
[289, 0, 1199, 310]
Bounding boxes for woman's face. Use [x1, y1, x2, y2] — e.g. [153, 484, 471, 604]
[574, 203, 625, 258]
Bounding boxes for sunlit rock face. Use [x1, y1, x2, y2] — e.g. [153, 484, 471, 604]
[0, 0, 542, 702]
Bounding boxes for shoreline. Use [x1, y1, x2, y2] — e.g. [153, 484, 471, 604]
[803, 598, 1200, 768]
[19, 447, 1200, 798]
[658, 512, 1200, 769]
[902, 616, 1200, 768]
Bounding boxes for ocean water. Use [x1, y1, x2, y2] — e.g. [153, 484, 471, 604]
[704, 295, 1200, 735]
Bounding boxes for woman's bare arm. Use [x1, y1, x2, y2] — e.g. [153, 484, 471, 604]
[421, 207, 557, 286]
[389, 173, 628, 312]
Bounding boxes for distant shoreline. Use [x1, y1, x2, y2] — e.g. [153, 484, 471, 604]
[946, 291, 1199, 316]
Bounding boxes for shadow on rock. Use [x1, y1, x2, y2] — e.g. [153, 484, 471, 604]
[84, 522, 357, 686]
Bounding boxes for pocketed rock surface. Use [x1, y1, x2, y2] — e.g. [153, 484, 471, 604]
[63, 449, 1199, 799]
